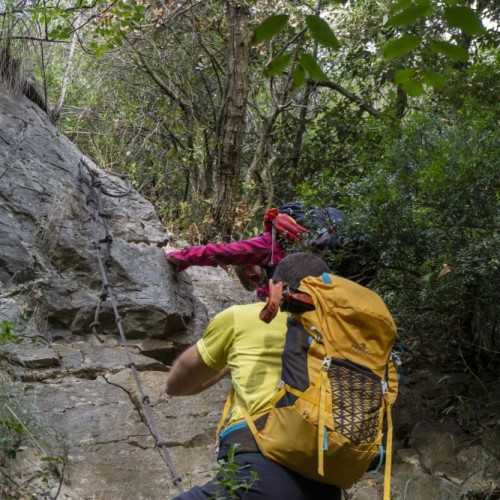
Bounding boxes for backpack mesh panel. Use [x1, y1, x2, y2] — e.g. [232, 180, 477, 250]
[328, 360, 383, 445]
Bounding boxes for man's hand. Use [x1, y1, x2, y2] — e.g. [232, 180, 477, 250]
[166, 344, 229, 396]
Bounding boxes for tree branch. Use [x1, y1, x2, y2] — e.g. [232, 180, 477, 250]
[307, 77, 380, 117]
[135, 50, 198, 120]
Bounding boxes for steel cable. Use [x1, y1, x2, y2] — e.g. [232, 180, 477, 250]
[78, 157, 183, 494]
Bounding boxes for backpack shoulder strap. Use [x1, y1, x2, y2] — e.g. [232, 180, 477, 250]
[215, 385, 236, 441]
[233, 392, 260, 436]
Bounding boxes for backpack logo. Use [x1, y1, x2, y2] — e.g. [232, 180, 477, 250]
[351, 342, 375, 357]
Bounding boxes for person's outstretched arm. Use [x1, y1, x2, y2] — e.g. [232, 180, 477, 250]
[165, 232, 284, 271]
[165, 344, 229, 396]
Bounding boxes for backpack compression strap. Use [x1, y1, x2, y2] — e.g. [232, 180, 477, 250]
[317, 357, 331, 476]
[383, 403, 394, 500]
[382, 359, 399, 500]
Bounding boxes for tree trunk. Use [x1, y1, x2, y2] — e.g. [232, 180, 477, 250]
[289, 86, 312, 172]
[52, 14, 82, 122]
[208, 0, 250, 241]
[290, 0, 321, 171]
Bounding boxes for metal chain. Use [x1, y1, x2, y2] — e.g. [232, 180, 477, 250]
[78, 157, 183, 494]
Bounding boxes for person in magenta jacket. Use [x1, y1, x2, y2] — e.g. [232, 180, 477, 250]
[165, 209, 308, 295]
[165, 230, 285, 273]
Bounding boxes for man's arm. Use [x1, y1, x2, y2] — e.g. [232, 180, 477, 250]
[165, 344, 229, 396]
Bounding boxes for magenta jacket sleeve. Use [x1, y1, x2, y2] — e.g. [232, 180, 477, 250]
[165, 232, 285, 271]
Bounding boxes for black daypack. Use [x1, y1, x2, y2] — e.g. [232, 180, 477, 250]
[277, 201, 348, 251]
[278, 202, 376, 285]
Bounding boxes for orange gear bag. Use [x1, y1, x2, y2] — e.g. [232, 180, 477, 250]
[263, 209, 308, 242]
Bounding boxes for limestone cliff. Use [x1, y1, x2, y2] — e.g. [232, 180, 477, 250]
[0, 87, 254, 499]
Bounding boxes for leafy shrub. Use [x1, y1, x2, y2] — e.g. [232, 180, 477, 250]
[212, 445, 258, 500]
[0, 321, 20, 346]
[295, 49, 499, 375]
[343, 105, 499, 371]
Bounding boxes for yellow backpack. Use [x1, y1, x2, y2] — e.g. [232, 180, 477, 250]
[219, 273, 399, 498]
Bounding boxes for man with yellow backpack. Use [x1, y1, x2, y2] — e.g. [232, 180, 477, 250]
[166, 253, 398, 499]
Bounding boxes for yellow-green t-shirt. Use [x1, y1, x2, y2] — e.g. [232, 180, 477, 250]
[197, 301, 287, 426]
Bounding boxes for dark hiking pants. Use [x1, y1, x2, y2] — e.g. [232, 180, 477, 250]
[172, 452, 342, 500]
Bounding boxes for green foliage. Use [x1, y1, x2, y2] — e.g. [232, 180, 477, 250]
[0, 321, 23, 460]
[365, 117, 496, 368]
[1, 0, 146, 56]
[249, 0, 491, 92]
[421, 69, 445, 89]
[386, 4, 434, 28]
[264, 52, 293, 76]
[0, 400, 27, 460]
[212, 445, 258, 500]
[0, 321, 20, 346]
[299, 52, 327, 81]
[305, 15, 341, 50]
[251, 10, 341, 88]
[300, 53, 328, 81]
[0, 373, 66, 497]
[0, 321, 65, 497]
[253, 14, 289, 44]
[443, 5, 485, 36]
[90, 0, 146, 53]
[291, 63, 306, 90]
[429, 40, 468, 62]
[48, 24, 74, 41]
[382, 34, 421, 60]
[381, 0, 493, 92]
[295, 53, 499, 373]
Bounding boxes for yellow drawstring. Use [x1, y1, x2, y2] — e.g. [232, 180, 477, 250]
[383, 403, 394, 500]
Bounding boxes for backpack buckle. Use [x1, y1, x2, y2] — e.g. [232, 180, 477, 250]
[310, 326, 323, 344]
[390, 352, 402, 367]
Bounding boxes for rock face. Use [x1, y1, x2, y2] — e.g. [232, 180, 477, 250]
[1, 89, 498, 500]
[0, 88, 255, 499]
[0, 89, 192, 338]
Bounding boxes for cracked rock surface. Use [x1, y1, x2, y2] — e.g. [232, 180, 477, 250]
[0, 88, 254, 499]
